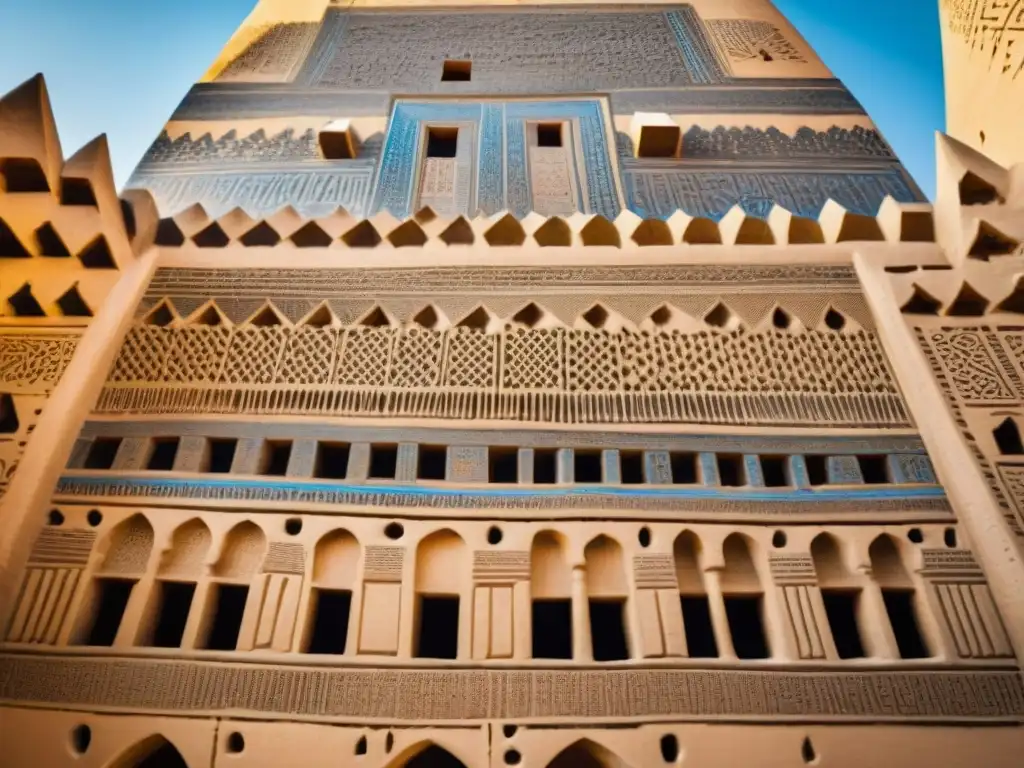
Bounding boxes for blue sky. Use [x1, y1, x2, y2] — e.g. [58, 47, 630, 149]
[0, 0, 945, 196]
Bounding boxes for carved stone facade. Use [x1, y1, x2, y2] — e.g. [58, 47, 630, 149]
[1, 1, 1024, 767]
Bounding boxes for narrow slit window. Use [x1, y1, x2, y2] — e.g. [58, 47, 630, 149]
[83, 578, 135, 646]
[532, 599, 573, 659]
[261, 441, 292, 476]
[881, 589, 930, 659]
[680, 595, 718, 658]
[417, 445, 447, 481]
[205, 439, 237, 474]
[821, 590, 865, 659]
[716, 454, 746, 487]
[537, 123, 563, 147]
[306, 589, 352, 655]
[534, 448, 557, 484]
[202, 584, 249, 651]
[148, 581, 196, 648]
[369, 444, 398, 479]
[670, 451, 698, 484]
[147, 438, 180, 471]
[574, 450, 602, 483]
[315, 442, 350, 479]
[724, 595, 769, 659]
[84, 437, 122, 470]
[589, 599, 629, 661]
[426, 127, 459, 158]
[620, 451, 644, 485]
[760, 456, 789, 487]
[441, 59, 471, 81]
[805, 455, 828, 486]
[489, 448, 518, 483]
[416, 595, 460, 659]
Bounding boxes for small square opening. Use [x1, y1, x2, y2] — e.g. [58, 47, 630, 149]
[532, 599, 573, 659]
[147, 438, 180, 471]
[670, 452, 698, 484]
[84, 438, 122, 470]
[261, 441, 292, 476]
[537, 123, 563, 147]
[369, 444, 398, 479]
[441, 59, 472, 81]
[534, 448, 557, 484]
[574, 450, 603, 483]
[489, 448, 519, 483]
[760, 456, 789, 487]
[857, 455, 890, 484]
[680, 595, 718, 658]
[716, 454, 746, 487]
[306, 589, 352, 654]
[805, 455, 828, 486]
[202, 584, 249, 651]
[620, 451, 644, 485]
[426, 127, 459, 158]
[147, 581, 196, 648]
[589, 599, 629, 661]
[315, 442, 350, 480]
[416, 595, 460, 659]
[417, 445, 447, 481]
[206, 439, 237, 474]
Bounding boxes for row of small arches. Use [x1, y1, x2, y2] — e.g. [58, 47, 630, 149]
[141, 297, 856, 334]
[900, 278, 1024, 316]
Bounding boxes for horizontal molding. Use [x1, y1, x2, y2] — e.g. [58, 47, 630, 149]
[0, 655, 1019, 722]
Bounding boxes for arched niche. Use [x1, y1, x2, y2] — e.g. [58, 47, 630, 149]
[584, 535, 630, 661]
[415, 529, 467, 595]
[584, 535, 626, 597]
[868, 534, 913, 588]
[530, 531, 573, 659]
[810, 532, 851, 586]
[305, 529, 361, 655]
[674, 530, 718, 658]
[545, 738, 632, 768]
[414, 529, 467, 659]
[106, 735, 189, 768]
[811, 533, 866, 659]
[720, 533, 762, 593]
[100, 514, 155, 576]
[720, 533, 769, 659]
[213, 521, 266, 579]
[673, 530, 705, 593]
[158, 518, 211, 579]
[385, 742, 470, 768]
[869, 533, 930, 659]
[313, 529, 360, 587]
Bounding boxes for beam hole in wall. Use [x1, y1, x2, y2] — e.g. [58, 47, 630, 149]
[856, 455, 889, 484]
[227, 732, 245, 754]
[78, 235, 116, 268]
[48, 509, 64, 526]
[86, 509, 103, 527]
[959, 171, 1002, 206]
[670, 452, 698, 484]
[503, 725, 517, 738]
[8, 283, 45, 316]
[489, 447, 518, 483]
[582, 303, 610, 329]
[771, 307, 791, 329]
[487, 526, 503, 545]
[418, 444, 448, 480]
[805, 455, 828, 486]
[202, 584, 249, 651]
[532, 599, 573, 658]
[944, 527, 957, 548]
[416, 595, 460, 658]
[900, 285, 942, 315]
[716, 454, 745, 487]
[994, 417, 1024, 454]
[84, 437, 122, 469]
[261, 440, 293, 476]
[620, 450, 644, 484]
[71, 725, 91, 755]
[537, 123, 563, 147]
[148, 581, 196, 648]
[660, 734, 679, 763]
[946, 282, 989, 316]
[0, 217, 31, 257]
[57, 284, 92, 317]
[369, 444, 399, 479]
[83, 578, 135, 646]
[206, 438, 238, 473]
[441, 59, 472, 81]
[35, 222, 70, 256]
[355, 736, 368, 755]
[590, 599, 629, 661]
[0, 393, 18, 433]
[771, 531, 787, 548]
[761, 456, 789, 487]
[823, 308, 846, 331]
[801, 736, 817, 764]
[821, 591, 865, 659]
[315, 442, 350, 479]
[724, 596, 769, 659]
[574, 450, 602, 483]
[384, 522, 404, 540]
[0, 157, 49, 192]
[504, 749, 522, 765]
[285, 518, 302, 536]
[306, 589, 351, 654]
[534, 448, 557, 484]
[147, 437, 180, 471]
[386, 732, 394, 753]
[638, 526, 651, 548]
[906, 528, 923, 544]
[426, 127, 459, 158]
[680, 595, 718, 657]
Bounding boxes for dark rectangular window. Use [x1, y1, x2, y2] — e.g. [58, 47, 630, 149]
[147, 438, 180, 471]
[537, 123, 563, 147]
[306, 589, 352, 655]
[369, 444, 398, 479]
[489, 448, 519, 483]
[760, 456, 789, 487]
[589, 599, 629, 661]
[206, 439, 237, 474]
[83, 437, 122, 470]
[261, 441, 292, 476]
[724, 595, 769, 659]
[315, 442, 350, 479]
[441, 59, 471, 81]
[670, 452, 698, 484]
[680, 595, 718, 658]
[83, 578, 135, 646]
[857, 455, 890, 484]
[821, 590, 865, 659]
[416, 595, 460, 659]
[882, 589, 930, 659]
[203, 584, 249, 651]
[426, 127, 459, 158]
[620, 451, 644, 485]
[534, 448, 557, 484]
[805, 455, 828, 486]
[531, 599, 573, 659]
[149, 581, 196, 648]
[716, 454, 745, 487]
[0, 393, 17, 433]
[574, 450, 602, 483]
[417, 445, 447, 481]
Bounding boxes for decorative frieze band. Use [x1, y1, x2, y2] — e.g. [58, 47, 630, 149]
[768, 554, 817, 585]
[473, 551, 530, 584]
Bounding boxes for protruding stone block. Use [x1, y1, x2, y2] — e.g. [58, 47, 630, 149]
[629, 112, 681, 158]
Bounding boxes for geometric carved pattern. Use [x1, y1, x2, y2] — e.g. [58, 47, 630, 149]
[27, 529, 96, 567]
[335, 328, 393, 387]
[708, 19, 807, 62]
[263, 542, 305, 575]
[0, 656, 1022, 720]
[941, 0, 1024, 80]
[768, 554, 817, 585]
[164, 328, 230, 383]
[928, 330, 1015, 401]
[363, 546, 404, 582]
[222, 328, 287, 384]
[633, 554, 677, 588]
[472, 551, 530, 584]
[0, 334, 78, 390]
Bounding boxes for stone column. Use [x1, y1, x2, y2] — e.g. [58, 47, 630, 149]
[513, 580, 532, 658]
[571, 566, 592, 661]
[702, 567, 735, 659]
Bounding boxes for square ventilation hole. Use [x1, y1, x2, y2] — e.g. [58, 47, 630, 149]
[537, 123, 563, 147]
[441, 59, 471, 81]
[426, 127, 459, 158]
